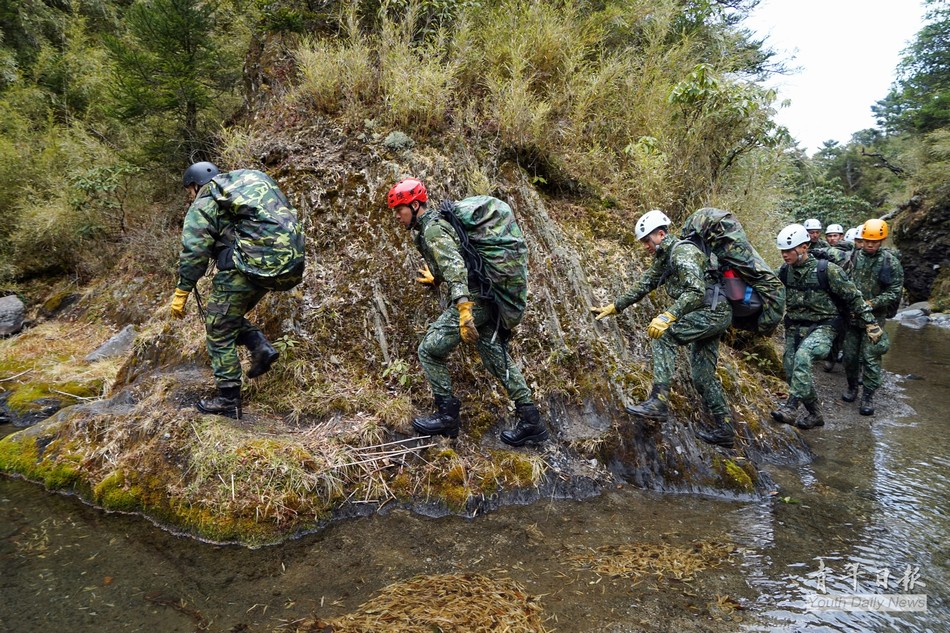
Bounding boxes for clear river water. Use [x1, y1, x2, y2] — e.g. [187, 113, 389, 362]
[1, 321, 947, 632]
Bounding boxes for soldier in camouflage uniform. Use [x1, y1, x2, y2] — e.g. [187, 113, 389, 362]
[804, 218, 830, 249]
[841, 219, 904, 416]
[591, 210, 735, 448]
[387, 178, 548, 447]
[772, 224, 881, 429]
[171, 163, 305, 418]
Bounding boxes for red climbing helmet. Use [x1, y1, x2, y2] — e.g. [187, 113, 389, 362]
[387, 178, 428, 208]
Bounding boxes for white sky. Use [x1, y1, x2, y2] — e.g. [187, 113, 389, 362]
[743, 0, 927, 154]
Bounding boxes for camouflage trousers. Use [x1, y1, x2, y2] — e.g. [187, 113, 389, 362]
[842, 317, 887, 391]
[418, 302, 532, 406]
[782, 323, 837, 402]
[653, 301, 732, 417]
[204, 269, 268, 389]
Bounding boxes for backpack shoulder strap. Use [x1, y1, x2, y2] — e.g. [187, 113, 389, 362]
[816, 258, 829, 290]
[879, 251, 893, 285]
[779, 263, 788, 286]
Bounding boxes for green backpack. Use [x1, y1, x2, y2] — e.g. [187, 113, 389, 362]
[680, 207, 786, 334]
[209, 169, 305, 290]
[439, 196, 529, 333]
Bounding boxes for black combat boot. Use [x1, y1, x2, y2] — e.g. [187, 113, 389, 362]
[625, 384, 670, 421]
[694, 414, 735, 448]
[842, 379, 859, 403]
[412, 396, 461, 437]
[797, 399, 825, 429]
[770, 396, 800, 425]
[859, 388, 875, 416]
[197, 386, 242, 419]
[501, 403, 549, 447]
[238, 330, 279, 378]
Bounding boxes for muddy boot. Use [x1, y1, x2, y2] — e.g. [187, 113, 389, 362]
[859, 388, 876, 416]
[770, 396, 800, 425]
[694, 414, 735, 448]
[625, 384, 670, 421]
[238, 330, 279, 379]
[501, 403, 549, 447]
[197, 386, 242, 419]
[842, 379, 859, 403]
[412, 396, 461, 437]
[796, 399, 825, 429]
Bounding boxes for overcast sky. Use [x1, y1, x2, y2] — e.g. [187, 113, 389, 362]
[743, 0, 927, 154]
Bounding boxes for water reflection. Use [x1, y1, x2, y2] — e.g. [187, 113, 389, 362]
[1, 324, 947, 632]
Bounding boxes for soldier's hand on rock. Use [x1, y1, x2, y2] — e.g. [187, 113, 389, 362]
[170, 289, 190, 319]
[415, 264, 436, 286]
[458, 301, 479, 343]
[590, 304, 618, 321]
[866, 323, 884, 343]
[647, 311, 677, 339]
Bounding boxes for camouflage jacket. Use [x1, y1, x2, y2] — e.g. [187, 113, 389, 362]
[177, 170, 304, 291]
[782, 256, 875, 326]
[413, 207, 471, 303]
[851, 249, 904, 318]
[810, 238, 831, 249]
[614, 234, 712, 318]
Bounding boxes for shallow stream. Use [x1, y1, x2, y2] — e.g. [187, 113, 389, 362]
[1, 322, 947, 632]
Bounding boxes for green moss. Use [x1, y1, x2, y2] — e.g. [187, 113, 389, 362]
[94, 471, 142, 511]
[0, 433, 82, 490]
[713, 457, 755, 494]
[5, 379, 102, 413]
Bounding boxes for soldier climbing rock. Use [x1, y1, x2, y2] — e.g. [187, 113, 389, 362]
[171, 162, 305, 418]
[388, 178, 548, 447]
[591, 210, 736, 448]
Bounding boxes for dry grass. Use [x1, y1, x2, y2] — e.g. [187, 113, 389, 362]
[289, 573, 550, 633]
[568, 539, 735, 583]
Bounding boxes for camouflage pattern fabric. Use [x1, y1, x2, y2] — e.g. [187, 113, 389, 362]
[203, 269, 268, 388]
[842, 249, 904, 391]
[811, 238, 831, 249]
[653, 300, 732, 416]
[441, 196, 529, 331]
[781, 257, 875, 326]
[809, 246, 850, 268]
[417, 302, 532, 405]
[413, 208, 471, 303]
[614, 233, 732, 417]
[178, 169, 304, 291]
[783, 324, 838, 402]
[679, 208, 785, 334]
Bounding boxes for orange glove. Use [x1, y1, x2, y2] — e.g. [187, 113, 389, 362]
[647, 311, 677, 339]
[416, 264, 436, 285]
[590, 304, 618, 321]
[170, 289, 189, 319]
[458, 301, 479, 344]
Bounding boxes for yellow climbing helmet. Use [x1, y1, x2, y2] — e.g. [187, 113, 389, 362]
[860, 218, 888, 241]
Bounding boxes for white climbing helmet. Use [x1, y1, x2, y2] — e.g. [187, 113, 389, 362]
[803, 218, 822, 231]
[844, 227, 859, 243]
[826, 223, 844, 235]
[776, 223, 810, 250]
[635, 209, 672, 240]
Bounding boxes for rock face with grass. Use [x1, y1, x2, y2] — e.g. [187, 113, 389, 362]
[1, 5, 813, 545]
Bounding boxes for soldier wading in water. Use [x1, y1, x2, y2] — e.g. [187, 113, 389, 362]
[591, 210, 736, 448]
[171, 162, 305, 418]
[772, 223, 881, 429]
[388, 178, 548, 447]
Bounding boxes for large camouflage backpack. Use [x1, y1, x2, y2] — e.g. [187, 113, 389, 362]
[438, 196, 528, 333]
[209, 169, 305, 290]
[679, 207, 786, 334]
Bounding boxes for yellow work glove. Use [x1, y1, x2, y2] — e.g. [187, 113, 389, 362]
[590, 304, 618, 321]
[170, 288, 190, 319]
[458, 301, 479, 344]
[647, 311, 677, 339]
[415, 264, 436, 286]
[866, 322, 884, 343]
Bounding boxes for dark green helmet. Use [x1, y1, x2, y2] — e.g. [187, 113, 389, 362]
[183, 162, 220, 188]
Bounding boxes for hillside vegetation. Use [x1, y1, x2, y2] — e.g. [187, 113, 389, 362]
[1, 0, 940, 544]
